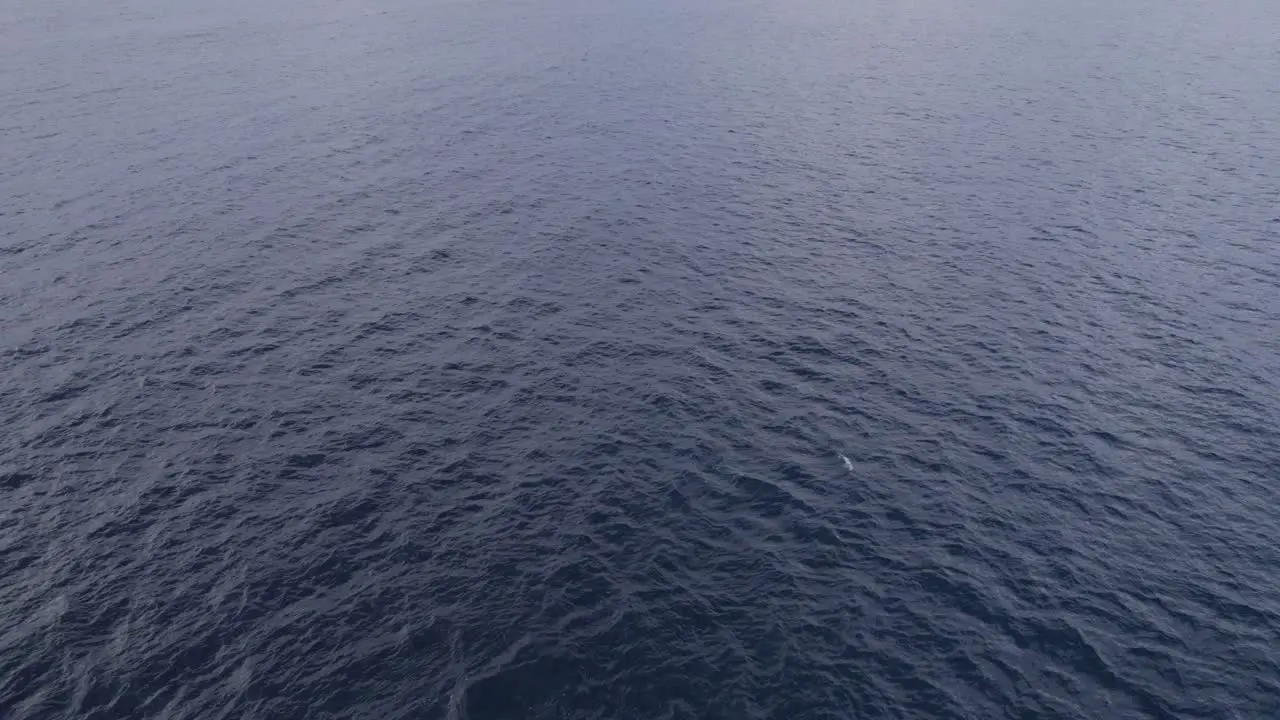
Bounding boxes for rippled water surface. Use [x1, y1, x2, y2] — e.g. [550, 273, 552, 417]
[3, 0, 1280, 717]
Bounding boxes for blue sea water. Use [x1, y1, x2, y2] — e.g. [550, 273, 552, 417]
[2, 0, 1279, 717]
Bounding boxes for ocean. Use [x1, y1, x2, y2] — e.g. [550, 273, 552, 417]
[2, 0, 1278, 717]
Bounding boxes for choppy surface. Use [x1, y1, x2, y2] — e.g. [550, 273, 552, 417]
[3, 0, 1280, 717]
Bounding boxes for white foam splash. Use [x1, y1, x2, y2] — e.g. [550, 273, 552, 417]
[838, 453, 853, 472]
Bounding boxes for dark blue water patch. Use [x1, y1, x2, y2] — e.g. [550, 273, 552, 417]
[3, 0, 1280, 718]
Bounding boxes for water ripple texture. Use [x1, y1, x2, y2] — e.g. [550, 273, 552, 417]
[2, 0, 1279, 718]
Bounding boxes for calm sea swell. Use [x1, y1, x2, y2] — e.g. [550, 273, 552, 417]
[2, 0, 1278, 718]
